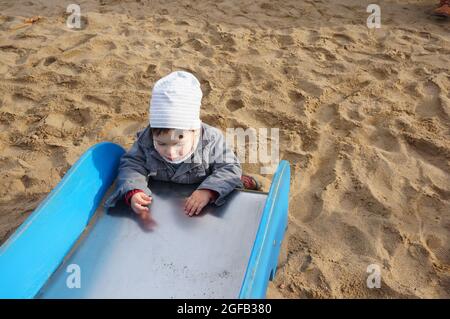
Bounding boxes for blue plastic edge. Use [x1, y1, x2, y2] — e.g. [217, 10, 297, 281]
[0, 142, 125, 299]
[239, 160, 291, 299]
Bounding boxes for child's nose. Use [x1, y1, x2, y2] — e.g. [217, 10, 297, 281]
[167, 148, 178, 158]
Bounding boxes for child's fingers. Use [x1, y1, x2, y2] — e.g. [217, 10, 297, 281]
[186, 199, 194, 215]
[138, 199, 151, 206]
[189, 201, 199, 216]
[137, 196, 152, 205]
[138, 194, 152, 202]
[189, 201, 198, 216]
[194, 202, 205, 215]
[131, 195, 151, 207]
[185, 197, 194, 213]
[142, 194, 152, 201]
[134, 203, 149, 215]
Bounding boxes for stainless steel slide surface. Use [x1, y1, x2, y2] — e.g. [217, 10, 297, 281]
[37, 181, 267, 298]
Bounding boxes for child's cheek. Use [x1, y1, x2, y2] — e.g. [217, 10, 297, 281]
[182, 137, 195, 155]
[181, 145, 188, 156]
[155, 145, 165, 157]
[183, 143, 193, 156]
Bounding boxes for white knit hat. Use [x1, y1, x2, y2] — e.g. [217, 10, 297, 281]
[149, 71, 202, 130]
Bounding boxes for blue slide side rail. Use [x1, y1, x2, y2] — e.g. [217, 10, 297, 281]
[0, 142, 125, 298]
[239, 160, 291, 298]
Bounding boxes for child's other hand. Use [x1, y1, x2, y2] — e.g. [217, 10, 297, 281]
[184, 189, 218, 216]
[130, 192, 152, 214]
[130, 193, 155, 228]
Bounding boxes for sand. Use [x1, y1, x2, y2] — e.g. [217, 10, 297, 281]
[0, 0, 449, 298]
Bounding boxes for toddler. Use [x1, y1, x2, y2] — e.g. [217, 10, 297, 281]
[104, 71, 259, 225]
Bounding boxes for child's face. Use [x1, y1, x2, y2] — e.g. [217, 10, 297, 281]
[153, 129, 198, 162]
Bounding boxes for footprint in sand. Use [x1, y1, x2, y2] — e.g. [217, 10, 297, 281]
[415, 81, 446, 119]
[274, 34, 295, 48]
[288, 90, 305, 103]
[332, 33, 355, 46]
[381, 224, 404, 257]
[425, 234, 450, 265]
[184, 38, 214, 58]
[82, 94, 109, 107]
[341, 223, 376, 257]
[225, 99, 245, 112]
[0, 45, 36, 65]
[59, 34, 97, 52]
[43, 56, 57, 66]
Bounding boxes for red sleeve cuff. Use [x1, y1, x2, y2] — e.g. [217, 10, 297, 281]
[124, 189, 144, 206]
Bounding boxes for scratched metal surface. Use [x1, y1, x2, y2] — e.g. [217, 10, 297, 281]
[37, 181, 267, 299]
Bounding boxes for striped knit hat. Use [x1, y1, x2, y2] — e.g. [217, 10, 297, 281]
[149, 71, 202, 130]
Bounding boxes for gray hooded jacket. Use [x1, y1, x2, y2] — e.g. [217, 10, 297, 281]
[104, 122, 243, 209]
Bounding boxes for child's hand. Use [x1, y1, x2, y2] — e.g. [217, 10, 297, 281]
[184, 189, 218, 216]
[130, 192, 155, 228]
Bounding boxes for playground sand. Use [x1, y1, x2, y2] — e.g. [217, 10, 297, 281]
[0, 0, 449, 298]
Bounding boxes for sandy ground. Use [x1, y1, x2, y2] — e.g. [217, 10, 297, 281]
[0, 0, 449, 298]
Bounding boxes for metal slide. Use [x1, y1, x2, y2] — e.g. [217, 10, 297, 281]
[0, 142, 290, 299]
